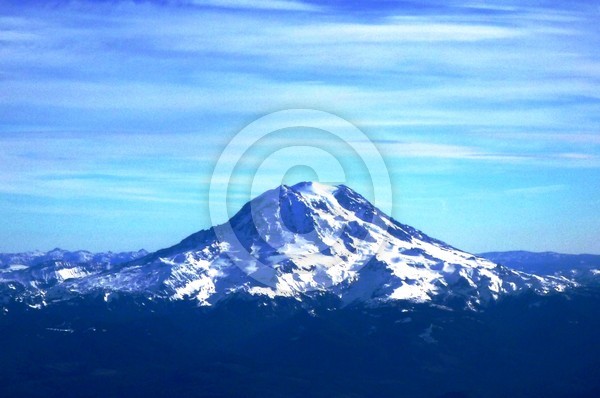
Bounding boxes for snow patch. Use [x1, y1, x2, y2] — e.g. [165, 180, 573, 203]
[419, 324, 437, 344]
[56, 267, 90, 281]
[390, 283, 432, 303]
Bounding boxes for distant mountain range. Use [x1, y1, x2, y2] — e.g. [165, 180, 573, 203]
[1, 182, 593, 311]
[0, 248, 148, 270]
[480, 251, 600, 280]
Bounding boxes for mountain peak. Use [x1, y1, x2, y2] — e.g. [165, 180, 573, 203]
[228, 181, 381, 241]
[283, 181, 340, 196]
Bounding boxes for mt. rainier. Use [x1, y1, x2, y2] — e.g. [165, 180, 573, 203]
[0, 182, 572, 309]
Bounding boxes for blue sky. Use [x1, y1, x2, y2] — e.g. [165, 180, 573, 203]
[0, 0, 599, 254]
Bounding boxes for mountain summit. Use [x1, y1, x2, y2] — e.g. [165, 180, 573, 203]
[0, 182, 572, 309]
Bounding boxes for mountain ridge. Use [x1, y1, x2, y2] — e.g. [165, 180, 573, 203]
[480, 250, 600, 282]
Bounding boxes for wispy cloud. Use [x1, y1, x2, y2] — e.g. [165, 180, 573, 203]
[505, 185, 567, 196]
[290, 21, 522, 42]
[470, 131, 600, 145]
[373, 140, 600, 168]
[186, 0, 321, 11]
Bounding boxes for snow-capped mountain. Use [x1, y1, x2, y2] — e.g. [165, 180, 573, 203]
[0, 182, 574, 309]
